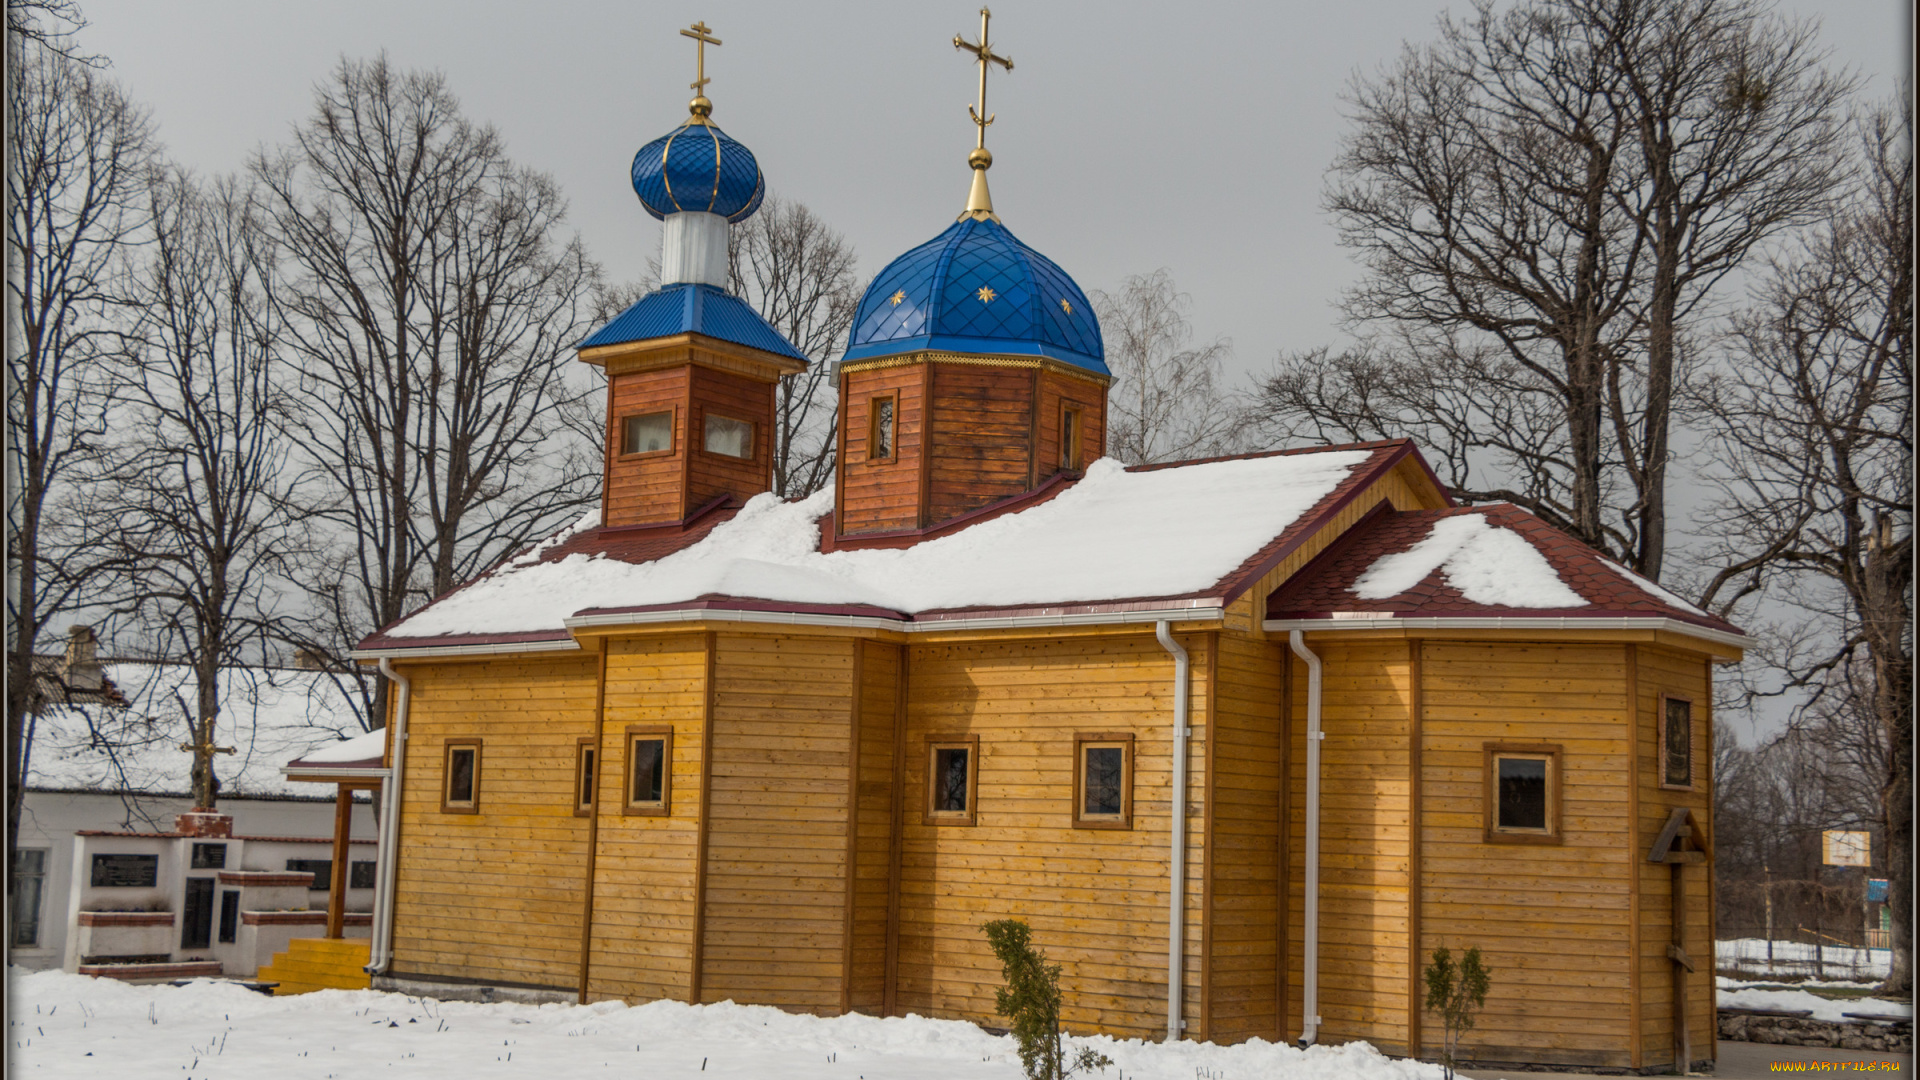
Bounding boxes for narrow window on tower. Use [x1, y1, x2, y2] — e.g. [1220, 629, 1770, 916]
[442, 739, 482, 814]
[1483, 742, 1562, 844]
[924, 735, 979, 826]
[868, 395, 897, 462]
[1074, 733, 1134, 829]
[703, 413, 753, 459]
[622, 410, 674, 455]
[1660, 696, 1694, 790]
[1060, 405, 1082, 470]
[574, 737, 597, 816]
[624, 728, 673, 816]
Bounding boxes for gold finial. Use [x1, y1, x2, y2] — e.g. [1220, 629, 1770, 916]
[681, 20, 722, 120]
[953, 7, 1012, 221]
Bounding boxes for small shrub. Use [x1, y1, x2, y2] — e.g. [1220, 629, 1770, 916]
[982, 918, 1113, 1080]
[1423, 945, 1492, 1080]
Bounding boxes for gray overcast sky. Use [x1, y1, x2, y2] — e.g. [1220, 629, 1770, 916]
[74, 0, 1911, 382]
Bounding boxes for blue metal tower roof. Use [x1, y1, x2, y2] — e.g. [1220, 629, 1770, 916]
[631, 119, 765, 224]
[579, 283, 807, 362]
[842, 218, 1104, 374]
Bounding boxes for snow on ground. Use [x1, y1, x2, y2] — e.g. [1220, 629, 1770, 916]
[27, 665, 367, 798]
[1717, 938, 1892, 981]
[1352, 514, 1585, 607]
[390, 451, 1373, 637]
[1721, 976, 1891, 991]
[1715, 986, 1912, 1023]
[7, 967, 1443, 1080]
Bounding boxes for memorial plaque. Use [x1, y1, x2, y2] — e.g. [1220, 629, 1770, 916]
[350, 860, 377, 889]
[190, 843, 227, 869]
[90, 853, 159, 888]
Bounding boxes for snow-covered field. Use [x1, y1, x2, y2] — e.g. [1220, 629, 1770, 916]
[8, 968, 1443, 1080]
[1717, 937, 1893, 981]
[1715, 984, 1913, 1023]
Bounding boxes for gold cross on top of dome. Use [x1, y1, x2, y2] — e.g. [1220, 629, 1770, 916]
[954, 8, 1012, 152]
[681, 20, 722, 118]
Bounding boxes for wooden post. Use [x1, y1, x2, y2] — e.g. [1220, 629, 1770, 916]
[326, 784, 352, 939]
[1672, 861, 1688, 1072]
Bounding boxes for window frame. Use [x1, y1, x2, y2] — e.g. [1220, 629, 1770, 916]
[441, 738, 482, 814]
[10, 847, 48, 949]
[1072, 732, 1134, 830]
[867, 392, 898, 464]
[1658, 694, 1696, 791]
[623, 726, 674, 817]
[619, 408, 677, 458]
[923, 734, 980, 827]
[574, 736, 598, 817]
[1060, 404, 1083, 471]
[700, 410, 756, 461]
[1482, 741, 1563, 845]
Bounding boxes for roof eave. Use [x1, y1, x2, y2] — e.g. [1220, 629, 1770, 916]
[1262, 614, 1747, 658]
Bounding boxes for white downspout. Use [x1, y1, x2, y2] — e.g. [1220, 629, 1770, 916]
[1288, 631, 1323, 1046]
[1154, 621, 1190, 1043]
[365, 658, 411, 975]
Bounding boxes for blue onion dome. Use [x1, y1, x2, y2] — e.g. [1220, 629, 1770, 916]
[631, 118, 765, 223]
[843, 218, 1105, 374]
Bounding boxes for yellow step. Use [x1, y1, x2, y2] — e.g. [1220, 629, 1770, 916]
[259, 938, 371, 994]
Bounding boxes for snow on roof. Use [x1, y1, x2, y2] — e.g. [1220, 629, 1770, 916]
[1354, 513, 1586, 608]
[382, 450, 1376, 639]
[26, 663, 370, 799]
[288, 728, 386, 767]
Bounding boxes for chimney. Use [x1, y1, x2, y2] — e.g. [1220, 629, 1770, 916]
[62, 625, 102, 691]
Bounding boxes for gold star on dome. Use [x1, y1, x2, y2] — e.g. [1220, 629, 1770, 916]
[890, 290, 906, 306]
[977, 285, 997, 302]
[1060, 298, 1072, 314]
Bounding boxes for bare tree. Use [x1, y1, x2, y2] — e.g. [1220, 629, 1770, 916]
[1091, 269, 1236, 465]
[106, 169, 296, 809]
[1693, 93, 1911, 991]
[726, 194, 860, 497]
[250, 55, 601, 725]
[5, 40, 154, 854]
[1256, 0, 1851, 578]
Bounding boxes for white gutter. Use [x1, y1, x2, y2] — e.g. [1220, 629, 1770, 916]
[1288, 630, 1323, 1046]
[1154, 620, 1190, 1043]
[350, 637, 583, 660]
[1263, 615, 1746, 655]
[365, 657, 412, 975]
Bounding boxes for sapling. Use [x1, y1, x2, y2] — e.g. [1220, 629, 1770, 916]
[982, 918, 1113, 1080]
[1423, 945, 1491, 1079]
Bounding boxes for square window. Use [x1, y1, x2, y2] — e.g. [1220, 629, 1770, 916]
[1060, 406, 1082, 470]
[350, 861, 377, 889]
[924, 735, 979, 826]
[1483, 742, 1562, 844]
[286, 859, 333, 888]
[1660, 696, 1693, 790]
[442, 739, 481, 814]
[868, 395, 896, 462]
[1074, 733, 1134, 829]
[624, 727, 673, 816]
[704, 414, 753, 459]
[574, 737, 597, 817]
[623, 411, 673, 455]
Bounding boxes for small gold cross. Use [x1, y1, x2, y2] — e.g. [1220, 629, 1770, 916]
[681, 21, 722, 95]
[954, 8, 1013, 151]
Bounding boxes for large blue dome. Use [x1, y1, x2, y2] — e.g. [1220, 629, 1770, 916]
[843, 218, 1104, 374]
[631, 119, 765, 223]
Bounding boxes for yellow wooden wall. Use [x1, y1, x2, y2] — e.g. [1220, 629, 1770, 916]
[584, 634, 709, 1002]
[698, 633, 856, 1013]
[848, 641, 903, 1012]
[1417, 641, 1635, 1068]
[1633, 644, 1717, 1070]
[894, 632, 1206, 1040]
[1204, 632, 1286, 1043]
[1284, 640, 1413, 1054]
[390, 654, 598, 990]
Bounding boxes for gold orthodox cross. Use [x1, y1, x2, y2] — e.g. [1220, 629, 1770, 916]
[681, 21, 722, 95]
[954, 8, 1012, 149]
[178, 726, 236, 759]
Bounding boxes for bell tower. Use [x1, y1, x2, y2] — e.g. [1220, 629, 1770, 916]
[576, 22, 808, 530]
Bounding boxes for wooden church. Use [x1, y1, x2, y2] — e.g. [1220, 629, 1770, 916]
[352, 18, 1740, 1074]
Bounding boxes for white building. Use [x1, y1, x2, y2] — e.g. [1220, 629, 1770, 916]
[13, 650, 378, 972]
